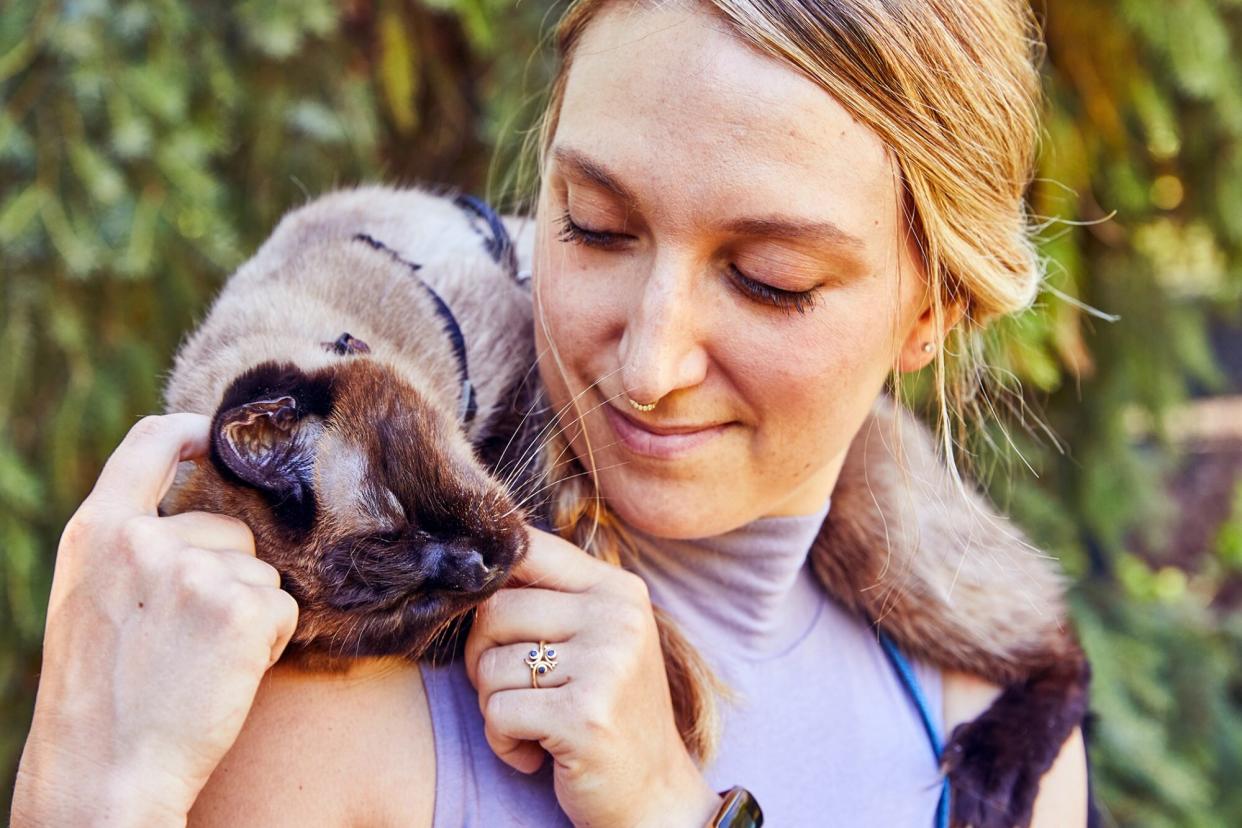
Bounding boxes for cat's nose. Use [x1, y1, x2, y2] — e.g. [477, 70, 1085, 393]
[423, 540, 502, 593]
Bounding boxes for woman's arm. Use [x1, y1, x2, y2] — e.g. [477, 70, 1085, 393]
[12, 415, 299, 826]
[942, 671, 1089, 828]
[188, 658, 435, 828]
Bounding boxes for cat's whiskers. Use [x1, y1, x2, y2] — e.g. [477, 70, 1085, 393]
[485, 348, 555, 481]
[494, 366, 625, 495]
[497, 457, 631, 521]
[494, 367, 623, 490]
[496, 385, 629, 505]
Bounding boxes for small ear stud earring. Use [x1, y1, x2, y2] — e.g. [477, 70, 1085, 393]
[921, 342, 935, 353]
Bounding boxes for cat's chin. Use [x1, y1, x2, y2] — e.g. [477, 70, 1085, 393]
[281, 583, 504, 671]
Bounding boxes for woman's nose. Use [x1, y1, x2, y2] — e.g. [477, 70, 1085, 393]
[618, 257, 709, 404]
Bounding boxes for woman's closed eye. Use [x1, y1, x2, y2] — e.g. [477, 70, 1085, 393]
[557, 209, 630, 250]
[556, 209, 819, 315]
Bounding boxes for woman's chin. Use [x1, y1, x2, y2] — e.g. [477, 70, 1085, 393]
[601, 472, 759, 540]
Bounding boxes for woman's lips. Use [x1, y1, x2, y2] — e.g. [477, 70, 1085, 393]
[602, 403, 730, 459]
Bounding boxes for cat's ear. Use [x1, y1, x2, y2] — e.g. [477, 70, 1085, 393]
[212, 394, 324, 504]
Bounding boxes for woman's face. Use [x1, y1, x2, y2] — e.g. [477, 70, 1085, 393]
[533, 1, 950, 538]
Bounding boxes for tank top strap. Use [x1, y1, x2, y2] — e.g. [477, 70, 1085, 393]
[878, 630, 951, 828]
[418, 660, 477, 825]
[419, 659, 572, 827]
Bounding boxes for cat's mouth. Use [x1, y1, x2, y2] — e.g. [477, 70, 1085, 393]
[395, 583, 498, 629]
[281, 565, 517, 664]
[304, 565, 510, 660]
[291, 527, 526, 660]
[382, 565, 510, 619]
[336, 578, 502, 613]
[321, 532, 517, 611]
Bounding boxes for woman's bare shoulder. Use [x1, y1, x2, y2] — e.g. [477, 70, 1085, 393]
[941, 669, 1003, 729]
[188, 657, 436, 828]
[941, 670, 1088, 828]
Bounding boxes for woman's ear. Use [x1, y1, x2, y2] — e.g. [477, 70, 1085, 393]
[896, 297, 967, 373]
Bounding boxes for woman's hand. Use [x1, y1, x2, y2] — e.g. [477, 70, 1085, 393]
[12, 414, 300, 827]
[465, 527, 722, 828]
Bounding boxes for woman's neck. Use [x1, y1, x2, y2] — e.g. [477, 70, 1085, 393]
[621, 495, 832, 662]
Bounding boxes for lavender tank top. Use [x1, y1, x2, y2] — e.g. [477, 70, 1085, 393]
[417, 496, 946, 825]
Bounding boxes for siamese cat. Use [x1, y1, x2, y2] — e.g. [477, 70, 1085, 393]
[161, 186, 544, 667]
[160, 185, 1088, 828]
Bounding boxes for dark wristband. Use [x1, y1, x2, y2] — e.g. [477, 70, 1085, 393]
[709, 786, 763, 827]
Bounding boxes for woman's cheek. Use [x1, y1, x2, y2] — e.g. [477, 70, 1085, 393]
[544, 261, 631, 357]
[741, 314, 876, 463]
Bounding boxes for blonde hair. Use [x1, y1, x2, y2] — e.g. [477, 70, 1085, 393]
[517, 0, 1046, 762]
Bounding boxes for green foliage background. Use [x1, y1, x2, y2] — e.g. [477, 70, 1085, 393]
[2, 1, 1240, 824]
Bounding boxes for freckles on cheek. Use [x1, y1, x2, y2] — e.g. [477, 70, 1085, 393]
[737, 325, 871, 477]
[796, 302, 895, 381]
[543, 277, 612, 345]
[749, 324, 860, 396]
[536, 258, 620, 363]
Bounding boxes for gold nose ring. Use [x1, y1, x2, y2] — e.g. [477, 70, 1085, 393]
[626, 395, 658, 412]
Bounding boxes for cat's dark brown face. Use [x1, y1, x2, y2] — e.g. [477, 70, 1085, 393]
[165, 357, 528, 667]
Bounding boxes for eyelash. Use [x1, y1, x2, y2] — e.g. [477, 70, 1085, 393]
[556, 210, 817, 315]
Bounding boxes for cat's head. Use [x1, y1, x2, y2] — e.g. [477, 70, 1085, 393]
[167, 357, 529, 666]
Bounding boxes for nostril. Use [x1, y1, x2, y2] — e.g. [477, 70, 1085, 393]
[425, 542, 495, 593]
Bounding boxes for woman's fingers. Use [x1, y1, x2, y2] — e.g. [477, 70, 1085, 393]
[117, 512, 271, 586]
[477, 642, 571, 691]
[152, 545, 299, 666]
[191, 548, 282, 589]
[257, 585, 301, 667]
[486, 687, 571, 741]
[483, 720, 548, 775]
[505, 527, 607, 592]
[474, 639, 572, 771]
[470, 527, 703, 817]
[26, 413, 305, 819]
[93, 413, 211, 514]
[467, 571, 586, 776]
[483, 687, 573, 775]
[465, 588, 583, 685]
[474, 640, 571, 710]
[160, 512, 257, 557]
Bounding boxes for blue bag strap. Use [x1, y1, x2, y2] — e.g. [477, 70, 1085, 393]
[878, 630, 951, 828]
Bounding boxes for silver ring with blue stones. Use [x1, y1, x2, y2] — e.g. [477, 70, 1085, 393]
[524, 641, 559, 688]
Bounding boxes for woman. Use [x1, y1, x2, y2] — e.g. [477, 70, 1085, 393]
[13, 0, 1088, 825]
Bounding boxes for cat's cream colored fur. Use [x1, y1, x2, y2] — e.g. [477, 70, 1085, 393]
[164, 186, 535, 444]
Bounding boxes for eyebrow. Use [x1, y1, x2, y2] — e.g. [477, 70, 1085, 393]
[551, 144, 867, 252]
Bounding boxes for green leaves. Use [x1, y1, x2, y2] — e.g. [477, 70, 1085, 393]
[378, 1, 420, 133]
